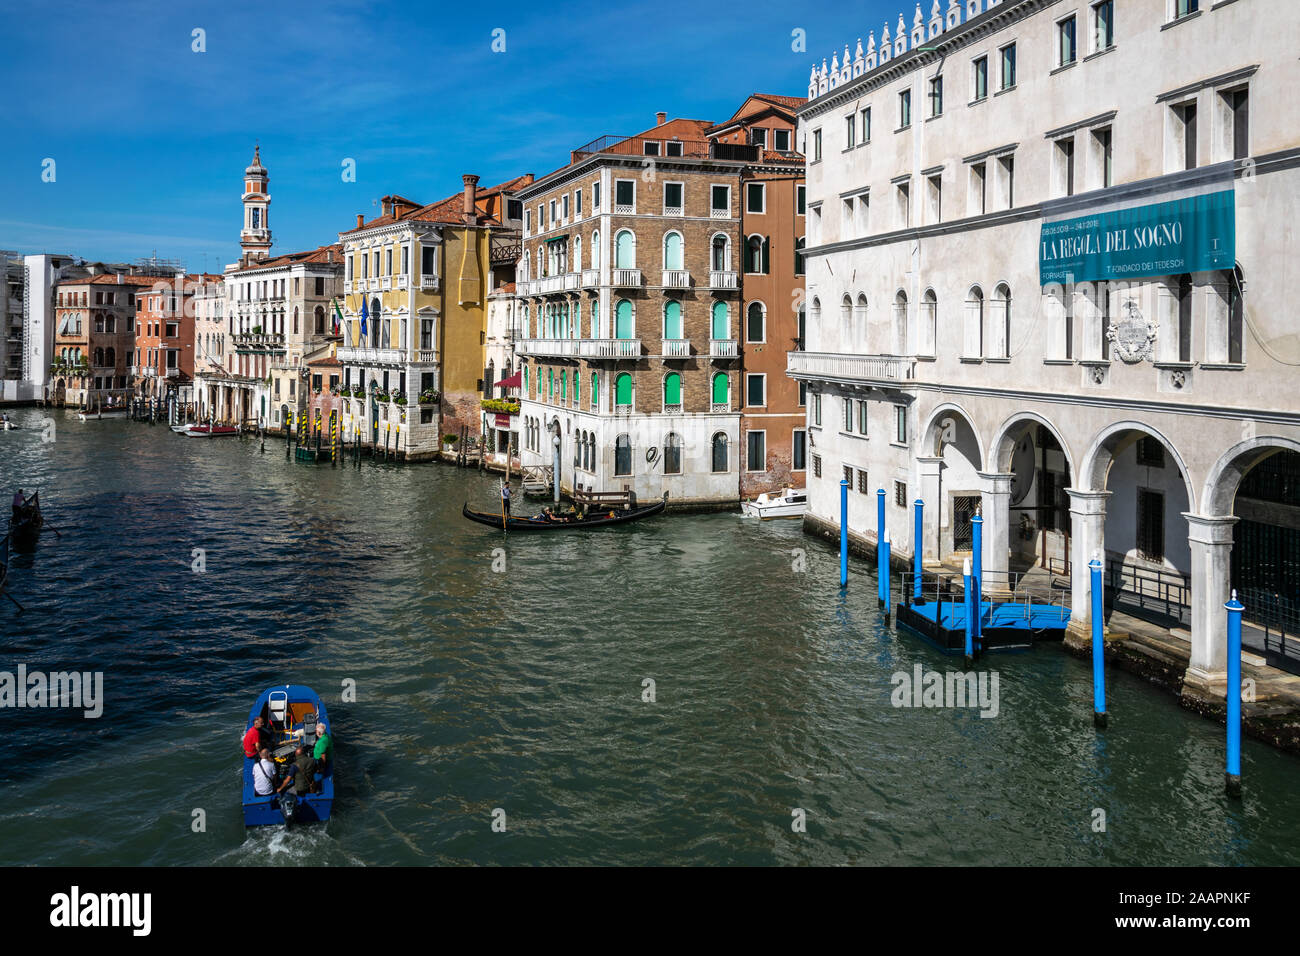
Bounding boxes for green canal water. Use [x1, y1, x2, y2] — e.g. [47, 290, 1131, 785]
[0, 406, 1297, 866]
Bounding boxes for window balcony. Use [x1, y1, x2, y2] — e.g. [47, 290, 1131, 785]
[711, 402, 731, 413]
[381, 276, 392, 290]
[663, 205, 683, 217]
[614, 204, 636, 215]
[413, 349, 439, 364]
[581, 269, 600, 288]
[563, 272, 581, 291]
[165, 367, 180, 378]
[710, 207, 730, 220]
[343, 280, 353, 293]
[337, 346, 406, 366]
[581, 338, 641, 359]
[662, 270, 691, 289]
[786, 351, 917, 384]
[662, 403, 683, 414]
[367, 277, 380, 291]
[614, 402, 633, 415]
[612, 268, 642, 287]
[661, 338, 691, 358]
[419, 274, 439, 292]
[396, 274, 408, 290]
[516, 338, 580, 358]
[709, 270, 738, 290]
[709, 338, 738, 359]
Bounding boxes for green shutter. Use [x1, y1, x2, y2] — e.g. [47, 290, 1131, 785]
[615, 373, 632, 405]
[664, 373, 681, 405]
[711, 372, 728, 404]
[616, 300, 633, 339]
[712, 301, 728, 340]
[665, 300, 682, 339]
[592, 372, 599, 408]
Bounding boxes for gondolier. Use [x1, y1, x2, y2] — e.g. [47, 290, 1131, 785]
[501, 481, 512, 517]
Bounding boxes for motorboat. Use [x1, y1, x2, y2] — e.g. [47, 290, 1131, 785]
[741, 486, 808, 520]
[242, 685, 334, 827]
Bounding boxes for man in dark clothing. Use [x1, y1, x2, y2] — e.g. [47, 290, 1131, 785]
[293, 745, 319, 795]
[501, 481, 511, 516]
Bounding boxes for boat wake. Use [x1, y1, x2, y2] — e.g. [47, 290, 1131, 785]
[216, 825, 365, 866]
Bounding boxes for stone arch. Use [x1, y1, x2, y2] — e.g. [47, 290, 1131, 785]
[988, 410, 1077, 477]
[920, 401, 985, 464]
[1203, 436, 1300, 517]
[1080, 420, 1196, 510]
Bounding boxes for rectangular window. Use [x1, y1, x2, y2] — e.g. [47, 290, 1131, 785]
[813, 392, 822, 426]
[813, 129, 822, 161]
[747, 431, 766, 472]
[857, 400, 869, 435]
[1000, 43, 1017, 90]
[746, 182, 766, 213]
[421, 246, 436, 276]
[928, 175, 942, 223]
[843, 397, 853, 432]
[1175, 0, 1198, 19]
[711, 184, 730, 214]
[792, 429, 807, 470]
[999, 154, 1015, 208]
[971, 162, 987, 215]
[1178, 102, 1198, 170]
[1136, 436, 1166, 468]
[643, 141, 659, 156]
[860, 107, 872, 142]
[928, 77, 943, 117]
[775, 128, 791, 151]
[1225, 88, 1249, 160]
[898, 89, 912, 129]
[895, 406, 907, 443]
[796, 184, 806, 215]
[1058, 16, 1077, 66]
[844, 114, 856, 149]
[973, 56, 988, 101]
[574, 190, 582, 216]
[665, 141, 683, 157]
[1093, 1, 1114, 51]
[615, 179, 635, 209]
[750, 127, 768, 149]
[1057, 137, 1076, 196]
[798, 380, 807, 407]
[385, 248, 393, 275]
[813, 454, 822, 478]
[843, 464, 853, 486]
[1177, 274, 1193, 362]
[593, 181, 601, 210]
[524, 209, 531, 234]
[897, 182, 910, 228]
[1094, 127, 1113, 188]
[1137, 488, 1165, 562]
[858, 469, 870, 495]
[664, 182, 683, 212]
[895, 481, 908, 508]
[562, 194, 570, 218]
[746, 374, 765, 407]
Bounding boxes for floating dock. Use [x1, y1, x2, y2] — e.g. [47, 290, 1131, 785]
[897, 597, 1071, 652]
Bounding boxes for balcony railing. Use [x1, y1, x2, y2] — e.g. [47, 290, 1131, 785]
[517, 338, 580, 358]
[663, 205, 683, 217]
[563, 272, 580, 291]
[396, 274, 408, 290]
[787, 351, 917, 383]
[612, 269, 641, 287]
[381, 276, 392, 290]
[337, 346, 406, 365]
[709, 270, 738, 290]
[614, 402, 633, 415]
[711, 402, 731, 413]
[581, 269, 599, 289]
[662, 403, 683, 414]
[709, 338, 738, 358]
[582, 338, 641, 359]
[420, 274, 439, 292]
[661, 338, 691, 358]
[165, 367, 180, 378]
[662, 270, 690, 289]
[414, 349, 439, 364]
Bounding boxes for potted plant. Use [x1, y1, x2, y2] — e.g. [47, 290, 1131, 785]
[443, 433, 459, 453]
[375, 391, 391, 403]
[420, 388, 440, 404]
[395, 395, 408, 406]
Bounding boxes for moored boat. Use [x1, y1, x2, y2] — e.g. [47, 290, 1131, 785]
[76, 408, 129, 421]
[186, 424, 239, 437]
[461, 493, 667, 531]
[242, 685, 334, 827]
[741, 486, 808, 520]
[170, 423, 194, 434]
[1, 420, 18, 430]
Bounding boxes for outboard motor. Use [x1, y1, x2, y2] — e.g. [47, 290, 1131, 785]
[279, 792, 298, 828]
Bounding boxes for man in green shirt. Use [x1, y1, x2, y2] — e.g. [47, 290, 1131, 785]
[312, 721, 333, 775]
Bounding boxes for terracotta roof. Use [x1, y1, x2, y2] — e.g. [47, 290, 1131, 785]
[229, 243, 344, 274]
[56, 273, 160, 287]
[342, 174, 530, 235]
[753, 93, 807, 109]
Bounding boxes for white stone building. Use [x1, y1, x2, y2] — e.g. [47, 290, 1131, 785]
[794, 0, 1300, 700]
[1, 252, 79, 402]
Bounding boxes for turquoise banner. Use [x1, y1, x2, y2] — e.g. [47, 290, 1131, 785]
[1039, 189, 1235, 285]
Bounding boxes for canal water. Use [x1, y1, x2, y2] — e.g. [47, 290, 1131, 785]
[1, 405, 1298, 866]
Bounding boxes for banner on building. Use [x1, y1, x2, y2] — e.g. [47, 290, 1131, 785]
[1039, 164, 1236, 285]
[494, 413, 511, 428]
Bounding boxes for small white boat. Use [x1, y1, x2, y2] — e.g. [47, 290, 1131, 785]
[741, 486, 808, 520]
[170, 423, 194, 434]
[1, 420, 18, 431]
[77, 408, 129, 421]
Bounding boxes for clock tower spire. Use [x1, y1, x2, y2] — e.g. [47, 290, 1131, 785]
[240, 143, 272, 266]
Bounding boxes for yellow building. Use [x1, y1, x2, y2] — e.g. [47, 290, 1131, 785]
[337, 173, 531, 460]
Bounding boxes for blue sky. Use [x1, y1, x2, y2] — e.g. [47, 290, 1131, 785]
[0, 0, 897, 270]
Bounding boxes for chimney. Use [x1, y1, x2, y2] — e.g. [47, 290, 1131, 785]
[356, 213, 364, 229]
[327, 248, 333, 263]
[462, 174, 480, 224]
[116, 271, 125, 285]
[656, 111, 667, 126]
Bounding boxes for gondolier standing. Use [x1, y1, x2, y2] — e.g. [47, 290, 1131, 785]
[12, 488, 25, 521]
[501, 481, 512, 517]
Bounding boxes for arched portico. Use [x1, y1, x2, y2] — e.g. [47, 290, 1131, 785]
[989, 412, 1077, 581]
[917, 403, 985, 566]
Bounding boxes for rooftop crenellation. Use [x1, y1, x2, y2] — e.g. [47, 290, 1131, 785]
[809, 0, 1001, 100]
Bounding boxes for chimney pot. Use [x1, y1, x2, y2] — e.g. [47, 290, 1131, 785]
[356, 213, 364, 228]
[462, 174, 480, 223]
[656, 112, 667, 126]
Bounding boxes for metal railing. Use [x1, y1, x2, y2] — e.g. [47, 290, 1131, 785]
[1104, 559, 1191, 625]
[787, 351, 916, 383]
[1237, 587, 1300, 673]
[899, 569, 1072, 631]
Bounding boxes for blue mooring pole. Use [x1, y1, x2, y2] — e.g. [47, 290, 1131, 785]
[1090, 556, 1106, 729]
[962, 558, 974, 667]
[839, 479, 849, 588]
[876, 489, 886, 607]
[1226, 590, 1244, 797]
[913, 499, 924, 604]
[881, 530, 891, 622]
[971, 512, 983, 649]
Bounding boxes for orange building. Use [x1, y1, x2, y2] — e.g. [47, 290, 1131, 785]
[132, 273, 221, 407]
[52, 272, 156, 408]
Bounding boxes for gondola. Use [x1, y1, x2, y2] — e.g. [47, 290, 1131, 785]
[9, 491, 42, 549]
[461, 493, 667, 531]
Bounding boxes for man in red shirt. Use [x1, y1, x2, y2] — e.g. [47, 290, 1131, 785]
[242, 717, 265, 758]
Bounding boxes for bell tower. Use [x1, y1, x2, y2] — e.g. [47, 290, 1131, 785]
[240, 144, 272, 266]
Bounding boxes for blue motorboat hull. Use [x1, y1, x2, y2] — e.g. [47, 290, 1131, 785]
[241, 684, 335, 827]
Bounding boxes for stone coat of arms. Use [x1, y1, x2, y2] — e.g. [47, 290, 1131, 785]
[1106, 299, 1157, 364]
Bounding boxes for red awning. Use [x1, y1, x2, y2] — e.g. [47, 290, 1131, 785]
[496, 372, 522, 390]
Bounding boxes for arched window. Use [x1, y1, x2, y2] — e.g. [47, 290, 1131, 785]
[591, 371, 599, 410]
[94, 347, 104, 366]
[105, 347, 115, 367]
[711, 432, 729, 472]
[891, 291, 908, 356]
[589, 299, 598, 338]
[663, 372, 682, 409]
[711, 301, 728, 341]
[573, 236, 582, 273]
[523, 366, 529, 396]
[711, 234, 729, 272]
[851, 294, 867, 347]
[993, 283, 1012, 359]
[548, 368, 555, 400]
[795, 237, 806, 276]
[560, 370, 567, 403]
[664, 300, 683, 340]
[614, 433, 633, 476]
[614, 372, 632, 408]
[293, 306, 300, 335]
[811, 296, 821, 327]
[711, 372, 729, 409]
[664, 433, 682, 474]
[920, 289, 937, 356]
[615, 299, 634, 339]
[744, 234, 769, 274]
[747, 302, 766, 343]
[664, 232, 684, 272]
[591, 230, 600, 269]
[964, 286, 983, 358]
[615, 230, 635, 269]
[315, 306, 325, 334]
